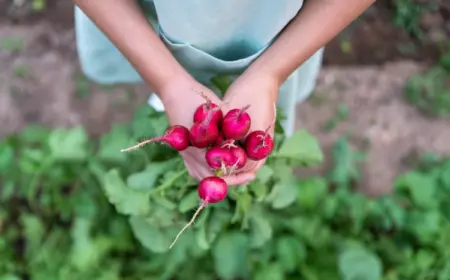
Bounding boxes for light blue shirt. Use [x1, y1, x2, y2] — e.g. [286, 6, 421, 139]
[150, 0, 303, 61]
[74, 0, 323, 135]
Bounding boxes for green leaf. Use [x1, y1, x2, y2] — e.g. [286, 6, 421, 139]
[19, 125, 49, 144]
[395, 171, 437, 208]
[439, 264, 450, 280]
[413, 250, 435, 272]
[321, 195, 339, 219]
[256, 165, 273, 184]
[231, 192, 252, 227]
[205, 210, 232, 245]
[287, 217, 331, 248]
[48, 127, 88, 161]
[179, 190, 200, 213]
[210, 75, 232, 95]
[146, 199, 177, 227]
[407, 210, 443, 244]
[126, 161, 175, 191]
[249, 181, 268, 202]
[0, 144, 13, 174]
[195, 224, 210, 250]
[339, 246, 382, 280]
[213, 232, 249, 280]
[102, 169, 151, 216]
[249, 211, 273, 248]
[439, 160, 450, 189]
[266, 173, 298, 209]
[129, 216, 171, 253]
[21, 214, 45, 257]
[329, 137, 364, 187]
[297, 177, 327, 209]
[254, 263, 284, 280]
[0, 275, 21, 280]
[98, 125, 131, 162]
[276, 236, 306, 273]
[132, 110, 168, 140]
[70, 217, 112, 271]
[276, 129, 323, 166]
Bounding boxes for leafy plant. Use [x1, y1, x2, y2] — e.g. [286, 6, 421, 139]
[404, 66, 450, 117]
[2, 84, 450, 279]
[392, 0, 438, 39]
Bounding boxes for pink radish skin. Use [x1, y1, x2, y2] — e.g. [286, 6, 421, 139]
[120, 125, 190, 152]
[221, 105, 251, 140]
[189, 122, 219, 148]
[205, 147, 234, 169]
[193, 102, 223, 125]
[229, 146, 247, 169]
[197, 176, 228, 203]
[215, 133, 226, 147]
[169, 176, 228, 249]
[244, 130, 274, 160]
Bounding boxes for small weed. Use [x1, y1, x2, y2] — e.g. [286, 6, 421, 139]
[439, 41, 450, 71]
[404, 66, 450, 117]
[328, 136, 367, 189]
[13, 65, 30, 78]
[392, 0, 438, 39]
[32, 0, 46, 11]
[339, 39, 353, 54]
[322, 104, 349, 132]
[75, 74, 91, 99]
[1, 37, 24, 52]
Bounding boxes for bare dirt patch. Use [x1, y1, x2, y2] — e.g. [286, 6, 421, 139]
[296, 61, 450, 194]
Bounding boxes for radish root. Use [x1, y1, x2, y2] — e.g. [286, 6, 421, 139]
[169, 200, 208, 249]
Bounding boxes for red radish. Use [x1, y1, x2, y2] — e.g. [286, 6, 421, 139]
[120, 125, 190, 152]
[169, 176, 228, 249]
[215, 133, 226, 146]
[222, 105, 251, 140]
[244, 130, 274, 160]
[193, 102, 223, 125]
[229, 146, 247, 169]
[197, 176, 228, 203]
[205, 147, 234, 169]
[189, 121, 219, 148]
[219, 140, 247, 171]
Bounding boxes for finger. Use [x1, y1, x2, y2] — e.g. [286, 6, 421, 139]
[222, 172, 256, 187]
[184, 161, 201, 182]
[253, 159, 266, 171]
[237, 160, 259, 174]
[197, 166, 214, 179]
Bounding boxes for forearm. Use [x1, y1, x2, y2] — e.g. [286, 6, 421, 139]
[247, 0, 376, 86]
[74, 0, 191, 97]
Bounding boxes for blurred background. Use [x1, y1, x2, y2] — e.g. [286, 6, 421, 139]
[0, 0, 449, 280]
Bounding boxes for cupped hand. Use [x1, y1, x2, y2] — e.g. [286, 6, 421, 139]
[221, 72, 279, 186]
[159, 77, 222, 182]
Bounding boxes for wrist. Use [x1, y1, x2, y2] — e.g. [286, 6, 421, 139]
[154, 72, 198, 105]
[240, 66, 281, 101]
[246, 55, 285, 88]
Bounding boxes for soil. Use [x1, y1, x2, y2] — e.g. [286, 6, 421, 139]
[0, 0, 449, 194]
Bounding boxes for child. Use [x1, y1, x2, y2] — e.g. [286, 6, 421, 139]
[74, 0, 375, 185]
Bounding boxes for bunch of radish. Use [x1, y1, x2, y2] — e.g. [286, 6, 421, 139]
[120, 96, 275, 249]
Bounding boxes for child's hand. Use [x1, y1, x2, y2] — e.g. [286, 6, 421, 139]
[221, 73, 278, 185]
[160, 77, 222, 182]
